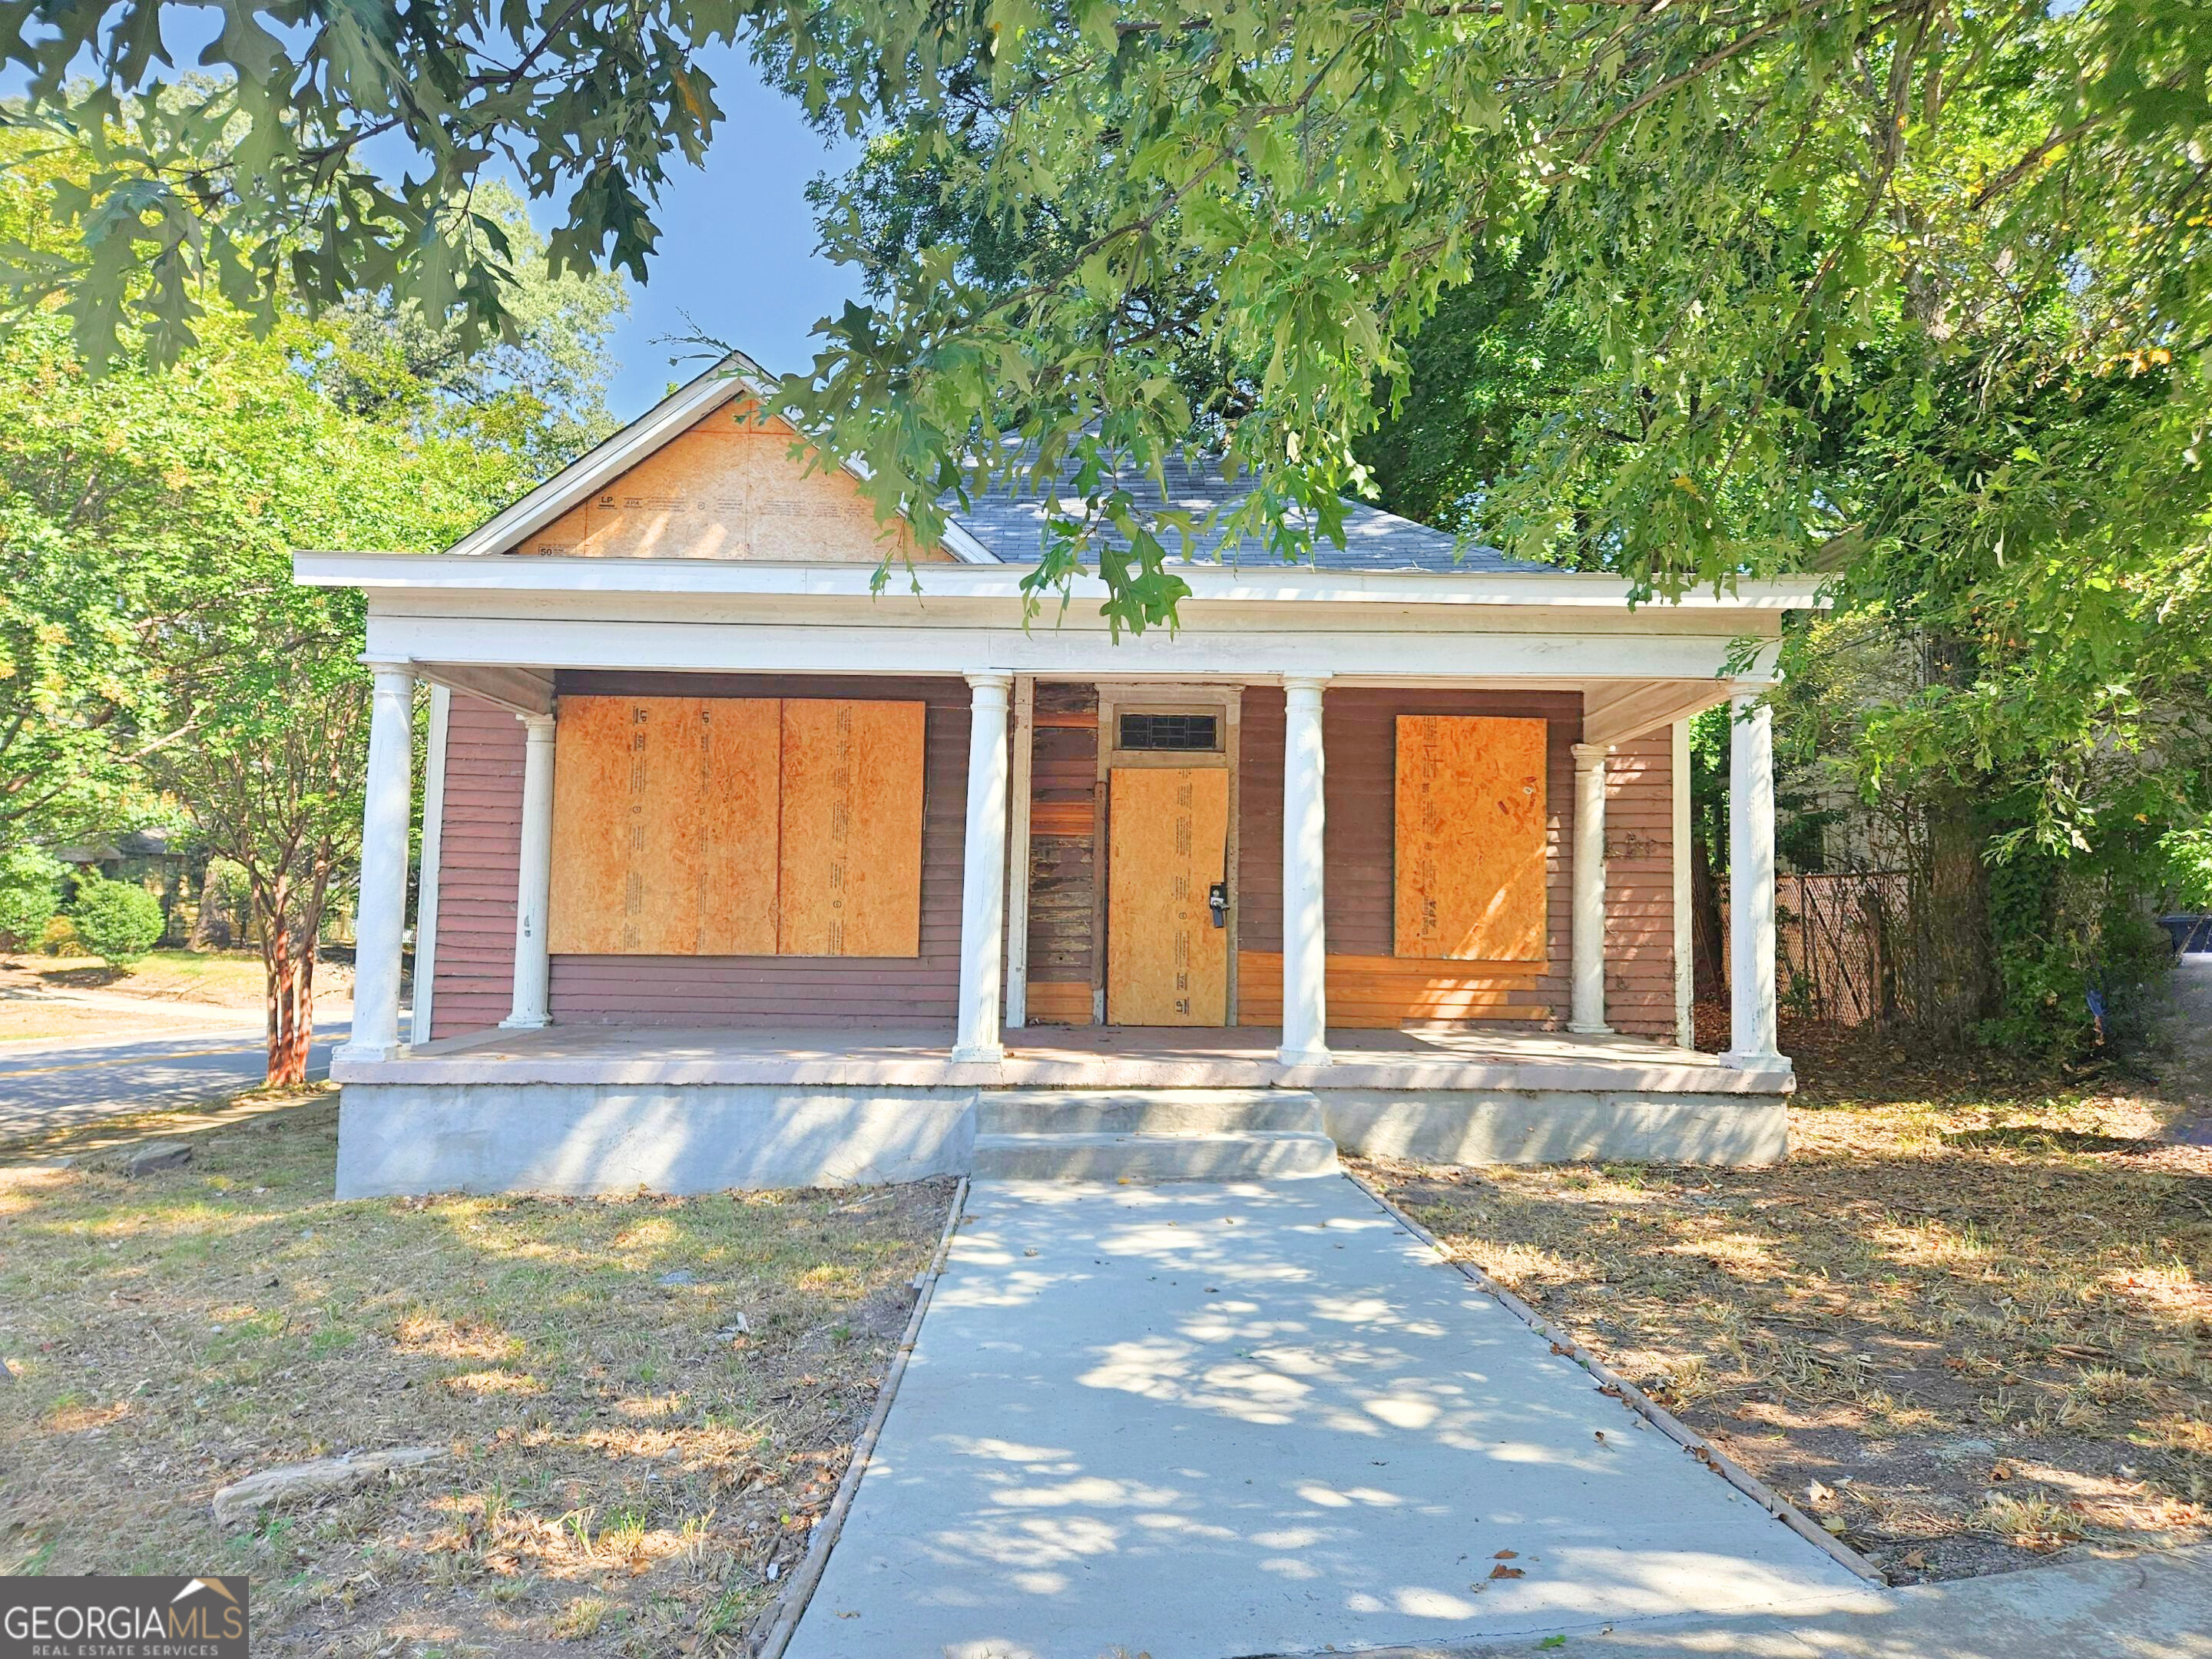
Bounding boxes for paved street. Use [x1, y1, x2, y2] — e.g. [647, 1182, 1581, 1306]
[0, 1019, 350, 1143]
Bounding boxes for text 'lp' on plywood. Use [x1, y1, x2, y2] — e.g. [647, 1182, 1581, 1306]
[1107, 767, 1230, 1025]
[548, 697, 780, 955]
[777, 700, 927, 957]
[1394, 715, 1548, 962]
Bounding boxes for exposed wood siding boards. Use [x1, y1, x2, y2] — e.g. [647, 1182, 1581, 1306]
[1238, 952, 1548, 1025]
[428, 695, 525, 1041]
[545, 672, 969, 1027]
[1604, 727, 1678, 1038]
[1238, 687, 1579, 1025]
[1025, 683, 1098, 1008]
[1392, 715, 1548, 962]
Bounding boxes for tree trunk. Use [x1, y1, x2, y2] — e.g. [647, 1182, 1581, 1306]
[257, 877, 320, 1087]
[188, 860, 227, 949]
[1911, 788, 1995, 1036]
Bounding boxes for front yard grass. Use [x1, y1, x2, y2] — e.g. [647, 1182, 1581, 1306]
[1355, 1023, 2212, 1584]
[0, 1091, 953, 1657]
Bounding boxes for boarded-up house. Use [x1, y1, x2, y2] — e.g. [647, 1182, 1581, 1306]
[300, 359, 1814, 1195]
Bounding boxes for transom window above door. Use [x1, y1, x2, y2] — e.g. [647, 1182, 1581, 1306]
[1116, 711, 1220, 753]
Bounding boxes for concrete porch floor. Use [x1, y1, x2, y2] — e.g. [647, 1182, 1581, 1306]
[334, 1023, 1792, 1094]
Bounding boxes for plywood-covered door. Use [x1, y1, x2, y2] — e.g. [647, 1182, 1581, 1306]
[1107, 767, 1230, 1025]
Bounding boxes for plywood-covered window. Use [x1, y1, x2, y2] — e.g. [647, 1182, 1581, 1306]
[548, 695, 925, 958]
[1393, 715, 1548, 962]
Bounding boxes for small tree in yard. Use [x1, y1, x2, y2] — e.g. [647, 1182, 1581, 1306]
[155, 655, 371, 1086]
[71, 872, 164, 966]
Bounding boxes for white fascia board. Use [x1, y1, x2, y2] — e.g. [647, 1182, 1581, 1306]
[364, 612, 1763, 683]
[442, 366, 753, 559]
[295, 551, 1828, 611]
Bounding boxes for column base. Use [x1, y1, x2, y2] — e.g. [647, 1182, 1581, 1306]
[1277, 1045, 1333, 1068]
[949, 1043, 1005, 1065]
[499, 1015, 551, 1032]
[1719, 1049, 1792, 1073]
[1566, 1020, 1614, 1035]
[334, 1041, 406, 1064]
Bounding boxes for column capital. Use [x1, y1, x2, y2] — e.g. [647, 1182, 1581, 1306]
[1281, 672, 1332, 701]
[965, 670, 1014, 695]
[362, 657, 414, 685]
[518, 710, 557, 737]
[1571, 740, 1614, 770]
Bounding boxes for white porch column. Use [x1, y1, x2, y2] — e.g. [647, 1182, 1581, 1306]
[953, 671, 1013, 1062]
[501, 712, 558, 1031]
[1568, 741, 1614, 1035]
[336, 663, 415, 1062]
[1723, 690, 1783, 1065]
[1279, 674, 1332, 1067]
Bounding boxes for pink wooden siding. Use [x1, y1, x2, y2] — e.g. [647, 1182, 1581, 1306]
[428, 694, 524, 1040]
[545, 672, 969, 1028]
[1603, 728, 1677, 1038]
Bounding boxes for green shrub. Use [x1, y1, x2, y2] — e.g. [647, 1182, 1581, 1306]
[41, 914, 81, 955]
[0, 846, 65, 949]
[71, 874, 165, 967]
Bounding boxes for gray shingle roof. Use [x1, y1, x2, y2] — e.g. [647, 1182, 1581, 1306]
[942, 451, 1555, 575]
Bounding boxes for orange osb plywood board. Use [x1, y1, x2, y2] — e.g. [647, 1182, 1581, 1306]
[777, 700, 928, 957]
[548, 697, 780, 955]
[519, 400, 951, 562]
[1107, 767, 1230, 1025]
[1236, 952, 1548, 1026]
[1394, 715, 1548, 962]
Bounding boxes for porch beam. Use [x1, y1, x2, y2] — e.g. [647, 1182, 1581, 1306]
[954, 672, 1014, 1062]
[336, 662, 416, 1062]
[1722, 690, 1784, 1068]
[1581, 679, 1734, 748]
[502, 713, 558, 1031]
[1279, 674, 1332, 1067]
[1569, 742, 1613, 1035]
[366, 616, 1782, 687]
[413, 663, 555, 717]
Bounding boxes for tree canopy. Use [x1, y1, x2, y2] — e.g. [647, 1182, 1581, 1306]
[6, 2, 2210, 601]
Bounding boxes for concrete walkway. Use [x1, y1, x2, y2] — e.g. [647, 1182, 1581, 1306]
[786, 1177, 1868, 1659]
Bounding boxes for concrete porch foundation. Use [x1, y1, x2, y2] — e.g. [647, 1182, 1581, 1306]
[333, 1025, 1792, 1195]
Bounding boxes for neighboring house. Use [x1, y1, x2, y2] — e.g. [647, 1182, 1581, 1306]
[296, 358, 1817, 1197]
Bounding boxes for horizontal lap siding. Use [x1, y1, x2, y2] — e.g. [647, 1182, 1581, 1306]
[429, 695, 523, 1040]
[1604, 728, 1677, 1038]
[1026, 684, 1099, 995]
[1238, 687, 1580, 1027]
[547, 671, 969, 1028]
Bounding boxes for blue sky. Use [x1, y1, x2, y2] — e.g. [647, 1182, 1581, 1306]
[599, 45, 862, 420]
[2, 28, 859, 425]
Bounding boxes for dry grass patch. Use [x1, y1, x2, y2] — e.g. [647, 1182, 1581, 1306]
[1353, 1025, 2212, 1585]
[0, 1092, 953, 1657]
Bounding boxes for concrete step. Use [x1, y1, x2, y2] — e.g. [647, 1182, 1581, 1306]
[976, 1088, 1326, 1136]
[972, 1128, 1339, 1182]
